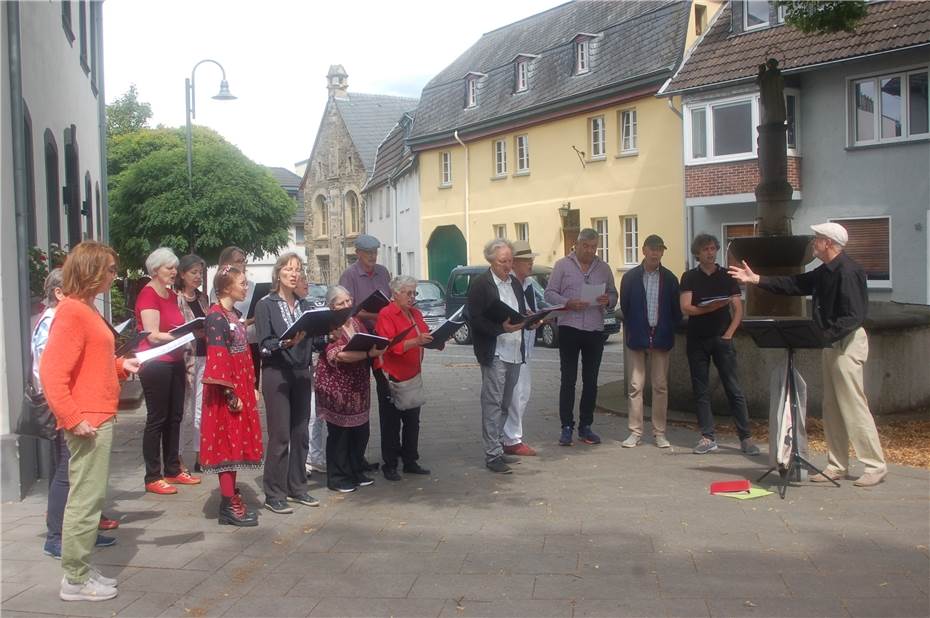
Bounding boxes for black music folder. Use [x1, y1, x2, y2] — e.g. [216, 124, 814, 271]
[354, 289, 391, 316]
[279, 307, 353, 341]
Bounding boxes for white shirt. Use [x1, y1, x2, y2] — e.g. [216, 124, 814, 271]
[493, 271, 522, 364]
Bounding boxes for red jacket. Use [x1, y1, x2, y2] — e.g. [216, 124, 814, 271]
[375, 302, 428, 381]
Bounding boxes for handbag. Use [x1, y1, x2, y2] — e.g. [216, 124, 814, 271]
[17, 382, 58, 441]
[388, 373, 425, 411]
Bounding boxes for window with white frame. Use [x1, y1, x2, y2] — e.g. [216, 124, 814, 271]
[516, 60, 528, 92]
[440, 151, 452, 186]
[466, 77, 478, 108]
[494, 139, 508, 176]
[590, 116, 606, 159]
[515, 134, 530, 173]
[620, 109, 638, 153]
[686, 95, 760, 163]
[743, 0, 769, 30]
[493, 224, 506, 239]
[575, 39, 590, 75]
[850, 68, 929, 145]
[622, 216, 639, 265]
[593, 218, 609, 263]
[515, 222, 528, 241]
[829, 217, 891, 285]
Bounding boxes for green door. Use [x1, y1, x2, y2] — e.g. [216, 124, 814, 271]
[427, 225, 467, 287]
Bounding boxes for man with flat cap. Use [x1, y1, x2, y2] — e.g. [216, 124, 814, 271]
[730, 222, 887, 487]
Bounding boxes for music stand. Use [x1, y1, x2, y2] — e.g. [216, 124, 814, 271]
[741, 319, 839, 499]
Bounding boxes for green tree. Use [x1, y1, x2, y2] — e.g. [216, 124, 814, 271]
[109, 125, 295, 270]
[776, 1, 868, 34]
[106, 84, 153, 137]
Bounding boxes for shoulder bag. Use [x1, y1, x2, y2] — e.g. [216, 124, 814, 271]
[387, 314, 426, 411]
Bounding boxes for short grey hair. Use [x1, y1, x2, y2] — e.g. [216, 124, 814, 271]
[483, 238, 513, 263]
[44, 268, 64, 307]
[390, 275, 418, 296]
[325, 285, 350, 308]
[577, 228, 599, 243]
[145, 247, 179, 276]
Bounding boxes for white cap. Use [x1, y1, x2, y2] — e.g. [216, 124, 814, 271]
[810, 222, 848, 247]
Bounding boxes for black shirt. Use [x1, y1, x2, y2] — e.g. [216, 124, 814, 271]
[680, 264, 741, 339]
[757, 252, 868, 343]
[187, 297, 207, 356]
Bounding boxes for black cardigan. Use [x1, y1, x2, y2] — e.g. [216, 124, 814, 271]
[466, 269, 527, 367]
[254, 292, 313, 370]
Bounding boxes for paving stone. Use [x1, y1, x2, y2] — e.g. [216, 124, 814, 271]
[409, 573, 535, 601]
[843, 597, 930, 617]
[310, 598, 445, 617]
[347, 551, 465, 575]
[0, 582, 33, 603]
[542, 533, 655, 554]
[117, 567, 209, 595]
[461, 551, 577, 575]
[222, 594, 317, 617]
[156, 593, 239, 617]
[1, 583, 143, 616]
[573, 598, 712, 617]
[782, 571, 927, 599]
[439, 598, 573, 617]
[708, 597, 851, 617]
[116, 591, 184, 617]
[286, 572, 417, 599]
[532, 573, 660, 601]
[656, 565, 790, 600]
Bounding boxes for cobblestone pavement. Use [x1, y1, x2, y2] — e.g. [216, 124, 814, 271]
[3, 339, 928, 617]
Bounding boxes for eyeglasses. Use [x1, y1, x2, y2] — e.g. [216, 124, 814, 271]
[400, 290, 418, 297]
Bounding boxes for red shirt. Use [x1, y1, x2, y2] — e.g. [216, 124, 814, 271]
[375, 302, 428, 381]
[134, 285, 185, 363]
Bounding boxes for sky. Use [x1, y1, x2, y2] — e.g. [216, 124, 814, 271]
[103, 0, 566, 172]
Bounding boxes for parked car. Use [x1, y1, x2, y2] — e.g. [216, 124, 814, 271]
[444, 264, 620, 347]
[416, 280, 447, 330]
[307, 283, 327, 308]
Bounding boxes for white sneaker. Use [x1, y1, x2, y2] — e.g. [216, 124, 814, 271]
[89, 567, 117, 587]
[655, 435, 671, 449]
[60, 575, 118, 601]
[621, 434, 641, 448]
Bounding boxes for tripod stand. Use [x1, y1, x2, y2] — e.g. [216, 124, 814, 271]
[742, 319, 839, 499]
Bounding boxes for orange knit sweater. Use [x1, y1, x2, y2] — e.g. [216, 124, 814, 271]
[39, 298, 127, 430]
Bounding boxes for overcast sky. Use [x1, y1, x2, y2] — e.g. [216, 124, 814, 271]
[103, 0, 565, 172]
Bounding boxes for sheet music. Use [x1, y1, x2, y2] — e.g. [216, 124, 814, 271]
[134, 333, 195, 364]
[114, 318, 133, 335]
[581, 282, 605, 304]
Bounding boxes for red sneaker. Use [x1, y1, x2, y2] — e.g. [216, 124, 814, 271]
[164, 472, 201, 485]
[503, 442, 537, 456]
[98, 515, 120, 530]
[145, 479, 178, 495]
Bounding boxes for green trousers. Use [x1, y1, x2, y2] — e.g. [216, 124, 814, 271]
[62, 419, 113, 583]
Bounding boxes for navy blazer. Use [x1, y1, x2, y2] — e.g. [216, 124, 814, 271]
[619, 263, 682, 350]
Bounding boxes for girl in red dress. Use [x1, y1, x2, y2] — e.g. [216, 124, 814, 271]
[201, 266, 264, 526]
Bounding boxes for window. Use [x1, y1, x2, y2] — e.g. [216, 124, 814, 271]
[515, 135, 530, 173]
[295, 225, 305, 244]
[61, 1, 74, 44]
[369, 195, 374, 222]
[744, 0, 769, 30]
[850, 68, 929, 145]
[78, 1, 88, 73]
[316, 195, 328, 237]
[466, 77, 478, 108]
[515, 222, 528, 241]
[493, 139, 508, 176]
[346, 192, 359, 234]
[785, 92, 798, 150]
[493, 224, 506, 239]
[440, 151, 452, 186]
[83, 171, 92, 239]
[63, 125, 81, 248]
[695, 4, 707, 35]
[94, 183, 101, 239]
[620, 109, 638, 154]
[685, 96, 761, 163]
[575, 39, 590, 74]
[776, 3, 787, 23]
[24, 106, 37, 247]
[593, 218, 609, 263]
[89, 1, 98, 91]
[829, 217, 891, 285]
[516, 60, 528, 92]
[44, 130, 61, 249]
[622, 216, 639, 265]
[590, 116, 606, 159]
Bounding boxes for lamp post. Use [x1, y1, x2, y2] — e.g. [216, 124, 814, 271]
[185, 59, 236, 191]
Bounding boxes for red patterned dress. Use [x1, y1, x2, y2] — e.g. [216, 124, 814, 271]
[200, 304, 264, 472]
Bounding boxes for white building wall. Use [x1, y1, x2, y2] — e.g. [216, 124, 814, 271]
[365, 184, 396, 275]
[395, 169, 422, 278]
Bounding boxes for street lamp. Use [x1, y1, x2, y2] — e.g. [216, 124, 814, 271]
[185, 59, 236, 191]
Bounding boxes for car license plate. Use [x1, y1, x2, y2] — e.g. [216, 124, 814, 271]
[604, 316, 616, 325]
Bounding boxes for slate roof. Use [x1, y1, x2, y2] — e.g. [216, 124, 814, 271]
[409, 0, 691, 145]
[362, 113, 416, 193]
[265, 166, 304, 224]
[333, 93, 418, 173]
[664, 0, 930, 94]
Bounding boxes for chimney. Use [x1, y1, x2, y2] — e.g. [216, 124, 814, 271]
[327, 65, 348, 99]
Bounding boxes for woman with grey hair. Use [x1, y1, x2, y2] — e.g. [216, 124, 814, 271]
[135, 247, 200, 494]
[374, 275, 434, 481]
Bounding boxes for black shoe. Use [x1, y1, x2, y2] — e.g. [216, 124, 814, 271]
[219, 496, 258, 527]
[486, 458, 512, 474]
[328, 483, 357, 493]
[499, 454, 521, 465]
[402, 463, 431, 475]
[193, 461, 203, 474]
[363, 459, 380, 472]
[355, 475, 375, 487]
[287, 493, 320, 507]
[382, 467, 401, 481]
[263, 498, 293, 514]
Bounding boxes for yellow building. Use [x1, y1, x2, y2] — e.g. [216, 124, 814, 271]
[408, 0, 720, 284]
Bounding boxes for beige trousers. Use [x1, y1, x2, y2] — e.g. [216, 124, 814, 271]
[822, 327, 886, 475]
[627, 348, 670, 437]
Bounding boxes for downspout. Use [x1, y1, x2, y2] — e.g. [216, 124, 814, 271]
[666, 96, 692, 272]
[6, 1, 34, 401]
[453, 130, 470, 264]
[391, 179, 399, 274]
[95, 3, 110, 318]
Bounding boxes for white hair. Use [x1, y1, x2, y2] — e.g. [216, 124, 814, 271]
[325, 285, 350, 307]
[145, 247, 179, 276]
[483, 238, 513, 263]
[390, 275, 418, 295]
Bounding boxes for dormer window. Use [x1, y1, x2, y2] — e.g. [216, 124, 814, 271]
[516, 60, 528, 92]
[573, 34, 596, 75]
[464, 72, 485, 109]
[512, 54, 538, 93]
[744, 0, 770, 30]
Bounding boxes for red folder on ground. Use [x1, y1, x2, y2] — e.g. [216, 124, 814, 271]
[709, 479, 751, 495]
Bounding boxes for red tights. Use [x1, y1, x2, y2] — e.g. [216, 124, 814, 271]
[218, 471, 237, 498]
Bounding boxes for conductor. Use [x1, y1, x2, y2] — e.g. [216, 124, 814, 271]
[728, 222, 887, 487]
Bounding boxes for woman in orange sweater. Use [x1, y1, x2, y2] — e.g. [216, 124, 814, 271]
[40, 241, 140, 602]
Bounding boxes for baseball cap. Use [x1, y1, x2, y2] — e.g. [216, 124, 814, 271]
[810, 222, 848, 247]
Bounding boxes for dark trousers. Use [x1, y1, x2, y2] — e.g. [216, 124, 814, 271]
[46, 431, 71, 543]
[375, 368, 421, 470]
[325, 422, 369, 488]
[140, 360, 186, 483]
[261, 365, 311, 500]
[558, 326, 605, 429]
[686, 336, 751, 441]
[249, 343, 261, 390]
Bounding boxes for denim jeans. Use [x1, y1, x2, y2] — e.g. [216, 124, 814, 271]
[46, 431, 71, 544]
[558, 326, 605, 429]
[686, 336, 751, 441]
